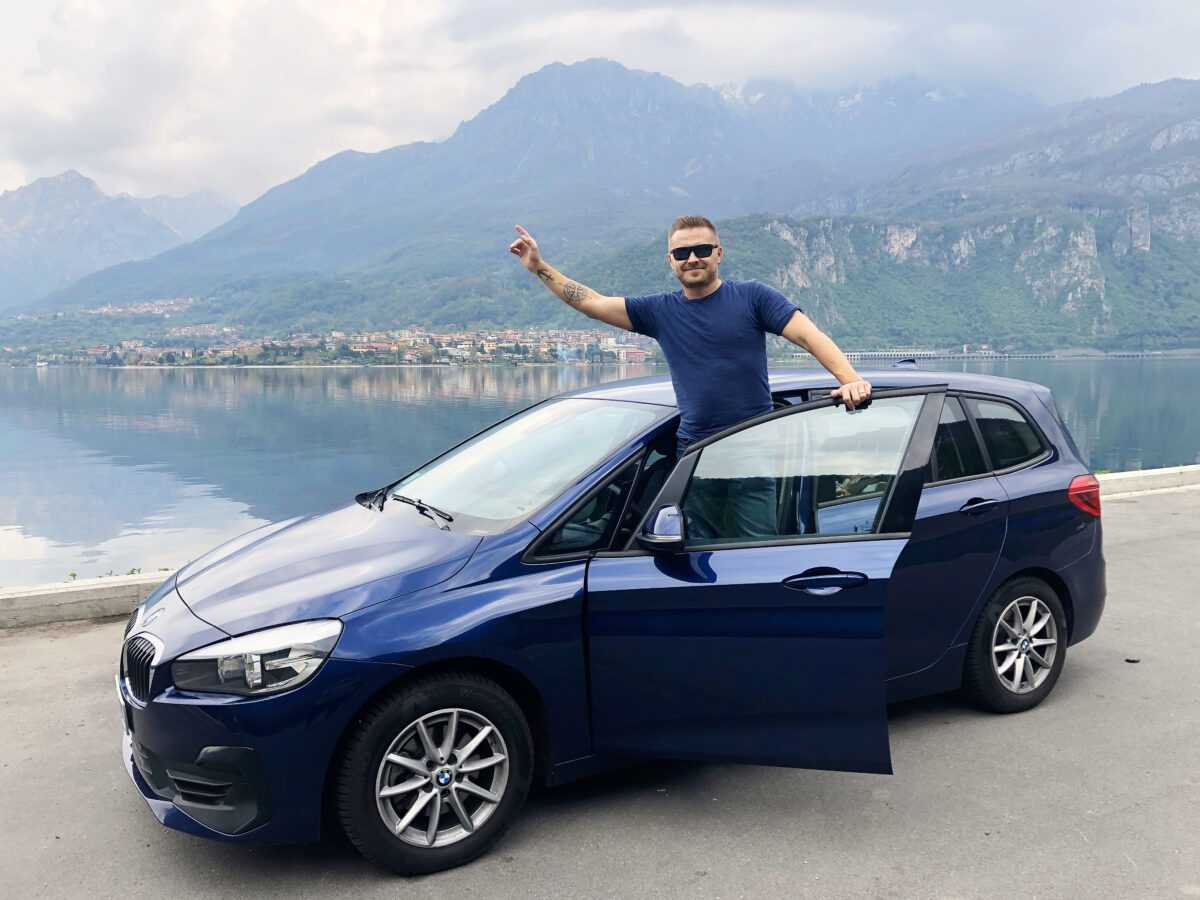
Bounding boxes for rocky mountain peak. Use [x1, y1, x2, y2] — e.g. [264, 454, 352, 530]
[0, 170, 109, 226]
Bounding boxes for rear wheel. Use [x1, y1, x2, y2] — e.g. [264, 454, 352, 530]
[336, 673, 533, 875]
[963, 577, 1067, 713]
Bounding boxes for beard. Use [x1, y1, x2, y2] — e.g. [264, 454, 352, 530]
[676, 264, 717, 291]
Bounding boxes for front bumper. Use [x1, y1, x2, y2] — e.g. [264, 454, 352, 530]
[122, 731, 275, 841]
[126, 735, 272, 835]
[118, 656, 410, 845]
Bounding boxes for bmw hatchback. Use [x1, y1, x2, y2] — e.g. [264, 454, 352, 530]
[117, 368, 1105, 874]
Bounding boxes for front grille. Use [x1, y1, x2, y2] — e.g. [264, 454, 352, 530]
[124, 606, 140, 636]
[122, 637, 156, 703]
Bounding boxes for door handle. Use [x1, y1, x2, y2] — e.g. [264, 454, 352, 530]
[782, 570, 868, 595]
[958, 498, 1000, 515]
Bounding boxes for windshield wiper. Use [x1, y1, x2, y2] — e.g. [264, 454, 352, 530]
[390, 494, 455, 530]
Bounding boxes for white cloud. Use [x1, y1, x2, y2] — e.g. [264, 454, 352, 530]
[0, 0, 1198, 204]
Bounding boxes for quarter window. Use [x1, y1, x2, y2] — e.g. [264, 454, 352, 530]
[539, 459, 640, 556]
[965, 398, 1045, 470]
[615, 442, 676, 545]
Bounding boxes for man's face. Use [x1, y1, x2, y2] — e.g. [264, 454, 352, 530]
[667, 226, 722, 292]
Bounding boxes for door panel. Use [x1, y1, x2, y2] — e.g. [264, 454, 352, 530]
[587, 540, 906, 773]
[886, 476, 1008, 679]
[585, 389, 945, 775]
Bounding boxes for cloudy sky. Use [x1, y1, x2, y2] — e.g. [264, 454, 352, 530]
[2, 0, 1198, 205]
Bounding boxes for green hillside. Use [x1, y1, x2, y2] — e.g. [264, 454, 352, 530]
[5, 208, 1198, 354]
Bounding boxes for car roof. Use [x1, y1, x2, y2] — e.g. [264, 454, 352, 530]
[564, 366, 1053, 408]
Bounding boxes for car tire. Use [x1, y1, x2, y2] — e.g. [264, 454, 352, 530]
[336, 672, 534, 875]
[963, 577, 1068, 714]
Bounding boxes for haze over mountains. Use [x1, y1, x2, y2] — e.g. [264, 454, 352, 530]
[7, 58, 1200, 350]
[127, 191, 241, 243]
[0, 172, 238, 311]
[32, 61, 1041, 311]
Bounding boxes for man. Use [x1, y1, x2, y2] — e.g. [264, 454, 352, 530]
[508, 215, 872, 537]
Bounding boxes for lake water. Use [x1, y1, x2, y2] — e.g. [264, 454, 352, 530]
[1, 358, 1197, 586]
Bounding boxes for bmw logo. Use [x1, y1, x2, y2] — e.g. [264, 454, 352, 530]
[437, 770, 452, 786]
[1020, 639, 1029, 650]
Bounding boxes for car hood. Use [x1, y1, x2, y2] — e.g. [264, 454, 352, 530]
[174, 501, 483, 636]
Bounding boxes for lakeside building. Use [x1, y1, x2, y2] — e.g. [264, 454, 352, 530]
[45, 324, 657, 367]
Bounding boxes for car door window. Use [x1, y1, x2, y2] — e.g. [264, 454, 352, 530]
[965, 397, 1046, 470]
[926, 396, 989, 483]
[680, 395, 926, 545]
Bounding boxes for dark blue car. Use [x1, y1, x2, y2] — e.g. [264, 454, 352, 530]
[117, 368, 1105, 874]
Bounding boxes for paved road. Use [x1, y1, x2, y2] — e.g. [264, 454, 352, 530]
[2, 489, 1198, 899]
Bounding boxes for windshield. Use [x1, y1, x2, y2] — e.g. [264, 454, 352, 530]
[390, 398, 672, 533]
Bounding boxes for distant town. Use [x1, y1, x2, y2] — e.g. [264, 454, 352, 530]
[0, 297, 669, 365]
[5, 297, 1172, 367]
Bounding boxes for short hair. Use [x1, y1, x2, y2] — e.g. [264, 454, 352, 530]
[668, 215, 718, 242]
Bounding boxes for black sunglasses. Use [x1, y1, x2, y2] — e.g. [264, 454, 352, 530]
[669, 243, 719, 262]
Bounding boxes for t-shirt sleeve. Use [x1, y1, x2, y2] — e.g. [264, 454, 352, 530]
[624, 294, 661, 337]
[752, 281, 801, 335]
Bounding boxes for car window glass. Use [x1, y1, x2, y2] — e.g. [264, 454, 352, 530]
[681, 396, 925, 546]
[615, 442, 676, 545]
[927, 397, 988, 483]
[540, 459, 640, 556]
[966, 398, 1045, 470]
[391, 399, 669, 533]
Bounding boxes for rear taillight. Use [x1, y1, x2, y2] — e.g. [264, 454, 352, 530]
[1068, 474, 1101, 517]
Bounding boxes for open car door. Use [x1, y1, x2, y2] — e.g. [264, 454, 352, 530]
[584, 388, 945, 774]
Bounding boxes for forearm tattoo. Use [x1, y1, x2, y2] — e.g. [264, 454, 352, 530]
[536, 268, 554, 284]
[562, 281, 587, 305]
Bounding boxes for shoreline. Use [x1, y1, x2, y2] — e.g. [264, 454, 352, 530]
[5, 361, 666, 371]
[3, 464, 1198, 630]
[7, 349, 1200, 370]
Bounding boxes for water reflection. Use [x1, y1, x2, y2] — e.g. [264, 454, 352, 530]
[1, 360, 1196, 586]
[0, 365, 657, 584]
[948, 359, 1200, 472]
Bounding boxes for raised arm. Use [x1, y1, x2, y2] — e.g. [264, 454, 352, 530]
[509, 225, 633, 331]
[781, 310, 872, 410]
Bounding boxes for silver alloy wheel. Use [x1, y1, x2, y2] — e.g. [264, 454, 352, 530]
[375, 707, 510, 848]
[991, 594, 1059, 694]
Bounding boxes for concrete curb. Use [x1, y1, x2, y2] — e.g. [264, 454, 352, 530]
[0, 571, 174, 630]
[4, 465, 1200, 630]
[1096, 464, 1200, 496]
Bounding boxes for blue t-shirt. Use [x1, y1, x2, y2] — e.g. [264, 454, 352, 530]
[625, 279, 800, 441]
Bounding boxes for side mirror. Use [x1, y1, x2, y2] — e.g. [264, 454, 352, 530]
[636, 504, 685, 553]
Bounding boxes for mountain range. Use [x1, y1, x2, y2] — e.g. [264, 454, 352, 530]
[0, 172, 238, 311]
[28, 62, 1042, 312]
[6, 59, 1200, 351]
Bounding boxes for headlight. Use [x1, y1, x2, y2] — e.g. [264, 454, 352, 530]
[171, 619, 343, 696]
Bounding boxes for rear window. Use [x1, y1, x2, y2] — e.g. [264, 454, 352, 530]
[965, 398, 1046, 470]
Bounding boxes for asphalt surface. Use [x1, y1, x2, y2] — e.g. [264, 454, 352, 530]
[1, 488, 1197, 899]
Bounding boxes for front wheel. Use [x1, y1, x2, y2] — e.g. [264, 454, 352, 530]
[963, 577, 1068, 713]
[336, 673, 534, 875]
